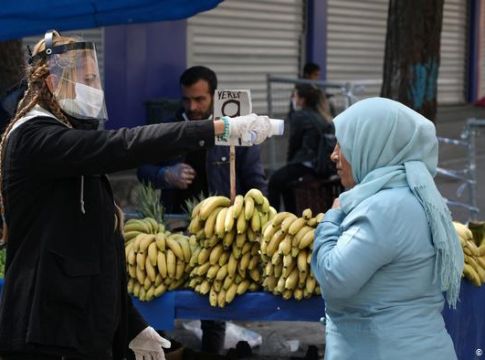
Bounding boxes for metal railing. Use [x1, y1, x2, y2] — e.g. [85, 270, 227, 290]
[437, 118, 485, 221]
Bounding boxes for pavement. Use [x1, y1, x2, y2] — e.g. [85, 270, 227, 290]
[110, 103, 485, 360]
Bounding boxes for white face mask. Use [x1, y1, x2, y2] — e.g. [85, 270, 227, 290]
[292, 98, 302, 111]
[58, 82, 105, 119]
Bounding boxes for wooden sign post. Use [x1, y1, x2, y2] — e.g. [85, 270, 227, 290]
[213, 90, 252, 202]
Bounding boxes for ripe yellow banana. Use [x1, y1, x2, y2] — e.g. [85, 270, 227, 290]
[236, 279, 250, 295]
[278, 236, 292, 256]
[178, 236, 192, 263]
[225, 282, 238, 303]
[224, 205, 235, 232]
[136, 265, 146, 285]
[127, 246, 136, 266]
[189, 247, 201, 267]
[280, 214, 298, 234]
[216, 264, 228, 281]
[124, 220, 150, 234]
[293, 288, 303, 301]
[236, 233, 247, 248]
[128, 264, 136, 279]
[154, 233, 166, 252]
[213, 280, 223, 292]
[315, 212, 325, 223]
[175, 259, 185, 280]
[245, 188, 264, 205]
[166, 249, 176, 278]
[227, 254, 238, 278]
[236, 210, 247, 234]
[239, 252, 251, 273]
[294, 226, 313, 248]
[302, 208, 312, 220]
[218, 251, 230, 267]
[241, 242, 252, 255]
[215, 207, 228, 238]
[266, 229, 285, 257]
[223, 230, 236, 249]
[288, 217, 306, 236]
[223, 276, 234, 290]
[244, 196, 255, 221]
[204, 206, 222, 238]
[298, 270, 307, 288]
[209, 244, 224, 265]
[249, 268, 261, 282]
[199, 196, 231, 220]
[297, 250, 308, 273]
[232, 195, 244, 219]
[261, 196, 270, 213]
[154, 283, 167, 297]
[188, 215, 203, 234]
[166, 236, 184, 261]
[139, 234, 156, 253]
[250, 210, 261, 232]
[199, 280, 211, 295]
[209, 287, 218, 307]
[124, 230, 143, 242]
[305, 277, 316, 294]
[197, 262, 211, 276]
[136, 252, 146, 271]
[217, 289, 227, 308]
[145, 257, 157, 282]
[299, 229, 315, 249]
[147, 242, 158, 266]
[198, 247, 211, 265]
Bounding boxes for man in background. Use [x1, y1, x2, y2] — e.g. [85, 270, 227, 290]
[138, 65, 267, 354]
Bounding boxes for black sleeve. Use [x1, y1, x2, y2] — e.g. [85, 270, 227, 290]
[126, 294, 149, 341]
[15, 117, 215, 178]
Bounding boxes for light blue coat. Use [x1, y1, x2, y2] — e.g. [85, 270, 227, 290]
[311, 186, 457, 360]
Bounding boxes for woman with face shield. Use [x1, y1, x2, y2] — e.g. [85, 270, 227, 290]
[0, 30, 273, 360]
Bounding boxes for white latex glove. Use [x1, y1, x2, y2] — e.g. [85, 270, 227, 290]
[162, 163, 196, 189]
[228, 113, 272, 145]
[128, 326, 171, 360]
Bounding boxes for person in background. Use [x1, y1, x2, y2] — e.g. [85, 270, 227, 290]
[268, 84, 334, 212]
[288, 62, 322, 116]
[302, 62, 321, 80]
[0, 31, 272, 360]
[311, 97, 463, 360]
[137, 65, 268, 354]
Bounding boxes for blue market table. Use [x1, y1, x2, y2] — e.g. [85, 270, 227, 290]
[133, 281, 485, 360]
[0, 279, 483, 359]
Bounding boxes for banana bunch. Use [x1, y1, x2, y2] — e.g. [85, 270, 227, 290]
[186, 189, 275, 307]
[123, 217, 166, 243]
[260, 208, 323, 300]
[454, 221, 485, 287]
[187, 241, 261, 307]
[124, 218, 195, 301]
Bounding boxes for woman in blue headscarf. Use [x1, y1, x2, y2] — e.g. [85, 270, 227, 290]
[311, 97, 463, 360]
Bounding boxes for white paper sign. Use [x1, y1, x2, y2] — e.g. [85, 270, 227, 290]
[214, 89, 252, 146]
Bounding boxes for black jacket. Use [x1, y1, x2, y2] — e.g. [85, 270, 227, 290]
[287, 108, 334, 165]
[137, 109, 268, 213]
[0, 107, 215, 358]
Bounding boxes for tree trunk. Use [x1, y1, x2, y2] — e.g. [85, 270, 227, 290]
[0, 40, 24, 96]
[380, 0, 444, 122]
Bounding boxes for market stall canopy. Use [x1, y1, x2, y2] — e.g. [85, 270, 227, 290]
[0, 0, 223, 41]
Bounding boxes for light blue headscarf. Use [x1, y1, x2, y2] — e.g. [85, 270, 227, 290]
[334, 97, 463, 308]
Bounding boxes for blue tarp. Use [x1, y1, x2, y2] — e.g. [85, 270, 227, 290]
[0, 0, 223, 41]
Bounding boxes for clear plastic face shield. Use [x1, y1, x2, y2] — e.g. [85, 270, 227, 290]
[29, 31, 108, 122]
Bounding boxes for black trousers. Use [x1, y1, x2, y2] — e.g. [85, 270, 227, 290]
[268, 163, 315, 213]
[201, 320, 226, 354]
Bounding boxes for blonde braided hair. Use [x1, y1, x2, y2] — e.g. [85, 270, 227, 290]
[0, 32, 75, 244]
